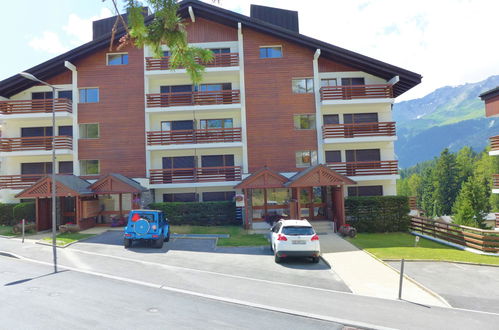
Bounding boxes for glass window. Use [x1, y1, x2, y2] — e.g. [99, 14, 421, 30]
[59, 161, 73, 174]
[80, 160, 99, 175]
[259, 46, 282, 58]
[251, 189, 264, 207]
[210, 48, 230, 54]
[79, 88, 99, 103]
[282, 226, 314, 236]
[292, 78, 314, 93]
[293, 114, 316, 130]
[58, 90, 73, 100]
[58, 126, 73, 136]
[107, 53, 128, 65]
[163, 193, 198, 202]
[200, 119, 233, 129]
[79, 124, 99, 139]
[348, 186, 383, 196]
[325, 150, 341, 163]
[341, 77, 365, 86]
[202, 191, 235, 202]
[295, 151, 318, 168]
[321, 79, 337, 87]
[323, 114, 339, 125]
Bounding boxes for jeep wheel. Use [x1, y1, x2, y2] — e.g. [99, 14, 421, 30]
[154, 238, 164, 249]
[124, 238, 132, 248]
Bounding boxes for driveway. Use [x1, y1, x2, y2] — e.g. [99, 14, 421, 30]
[71, 230, 351, 293]
[387, 261, 499, 313]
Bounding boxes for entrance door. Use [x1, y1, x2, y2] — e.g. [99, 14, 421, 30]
[37, 198, 52, 231]
[299, 187, 327, 220]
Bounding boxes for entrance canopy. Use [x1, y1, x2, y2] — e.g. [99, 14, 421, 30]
[16, 175, 93, 198]
[234, 167, 288, 189]
[89, 173, 147, 194]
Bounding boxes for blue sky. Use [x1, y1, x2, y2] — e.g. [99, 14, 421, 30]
[1, 0, 498, 101]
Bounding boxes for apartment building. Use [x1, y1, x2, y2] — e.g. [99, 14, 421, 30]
[0, 1, 421, 230]
[480, 86, 499, 227]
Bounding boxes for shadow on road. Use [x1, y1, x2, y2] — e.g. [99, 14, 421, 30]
[4, 269, 69, 286]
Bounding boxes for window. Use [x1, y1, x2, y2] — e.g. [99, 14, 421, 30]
[200, 119, 233, 129]
[292, 78, 314, 94]
[202, 191, 235, 202]
[323, 114, 339, 125]
[161, 121, 194, 131]
[295, 150, 318, 168]
[321, 79, 337, 87]
[59, 161, 73, 174]
[32, 91, 53, 100]
[348, 186, 383, 197]
[58, 90, 73, 100]
[21, 162, 52, 175]
[293, 114, 316, 129]
[80, 160, 99, 175]
[201, 155, 234, 167]
[21, 127, 52, 137]
[58, 126, 73, 136]
[210, 48, 230, 54]
[344, 113, 378, 124]
[79, 88, 99, 103]
[346, 149, 381, 162]
[325, 150, 341, 163]
[79, 124, 99, 139]
[259, 46, 282, 58]
[163, 193, 198, 202]
[341, 77, 365, 86]
[107, 53, 128, 66]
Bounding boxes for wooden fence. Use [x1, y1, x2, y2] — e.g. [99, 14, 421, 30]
[410, 216, 499, 253]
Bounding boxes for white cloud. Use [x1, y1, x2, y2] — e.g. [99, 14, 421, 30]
[28, 31, 68, 54]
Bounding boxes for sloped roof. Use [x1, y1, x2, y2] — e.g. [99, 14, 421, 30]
[0, 0, 421, 98]
[285, 164, 356, 187]
[15, 175, 93, 198]
[89, 173, 147, 194]
[480, 86, 499, 101]
[234, 167, 289, 189]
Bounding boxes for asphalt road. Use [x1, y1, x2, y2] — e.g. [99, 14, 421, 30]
[388, 261, 499, 314]
[0, 256, 344, 330]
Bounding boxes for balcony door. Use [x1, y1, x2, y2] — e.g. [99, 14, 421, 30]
[345, 149, 381, 176]
[21, 127, 52, 149]
[31, 92, 54, 112]
[201, 155, 235, 181]
[198, 83, 232, 104]
[341, 77, 365, 99]
[161, 120, 194, 144]
[160, 85, 193, 106]
[162, 156, 195, 183]
[343, 113, 378, 137]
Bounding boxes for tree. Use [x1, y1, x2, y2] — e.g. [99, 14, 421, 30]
[432, 148, 458, 215]
[452, 175, 490, 228]
[455, 146, 475, 188]
[106, 0, 214, 84]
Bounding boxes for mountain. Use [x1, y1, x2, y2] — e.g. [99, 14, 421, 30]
[394, 75, 499, 168]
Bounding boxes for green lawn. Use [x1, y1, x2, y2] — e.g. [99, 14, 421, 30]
[347, 232, 499, 266]
[0, 225, 15, 237]
[42, 233, 95, 246]
[170, 225, 268, 247]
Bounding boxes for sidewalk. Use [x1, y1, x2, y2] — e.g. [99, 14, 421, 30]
[320, 232, 450, 307]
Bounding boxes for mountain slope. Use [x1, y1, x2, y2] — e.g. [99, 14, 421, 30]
[394, 75, 499, 167]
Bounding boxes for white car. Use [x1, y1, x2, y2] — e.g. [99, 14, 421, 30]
[270, 219, 321, 263]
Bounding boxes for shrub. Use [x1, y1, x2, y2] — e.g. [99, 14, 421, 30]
[345, 196, 410, 233]
[149, 201, 238, 226]
[0, 203, 16, 225]
[13, 202, 36, 223]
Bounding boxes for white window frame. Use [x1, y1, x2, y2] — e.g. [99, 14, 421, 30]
[106, 52, 129, 66]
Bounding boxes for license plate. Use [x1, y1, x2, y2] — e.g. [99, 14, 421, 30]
[292, 240, 306, 244]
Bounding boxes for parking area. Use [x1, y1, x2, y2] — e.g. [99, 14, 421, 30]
[71, 230, 351, 293]
[388, 261, 499, 313]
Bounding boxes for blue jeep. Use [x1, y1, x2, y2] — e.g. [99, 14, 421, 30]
[124, 210, 170, 248]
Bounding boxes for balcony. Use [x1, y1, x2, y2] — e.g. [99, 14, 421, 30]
[150, 166, 242, 185]
[0, 174, 42, 190]
[0, 99, 72, 117]
[322, 122, 396, 142]
[146, 53, 239, 71]
[0, 136, 73, 154]
[146, 90, 241, 110]
[320, 84, 393, 104]
[327, 160, 398, 177]
[493, 174, 499, 192]
[147, 128, 242, 148]
[490, 136, 499, 156]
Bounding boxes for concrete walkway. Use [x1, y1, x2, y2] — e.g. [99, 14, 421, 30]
[320, 231, 450, 307]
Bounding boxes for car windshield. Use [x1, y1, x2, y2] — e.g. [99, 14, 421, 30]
[282, 226, 314, 236]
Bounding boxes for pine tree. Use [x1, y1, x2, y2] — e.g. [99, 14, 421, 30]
[455, 146, 475, 188]
[452, 175, 490, 228]
[432, 148, 458, 215]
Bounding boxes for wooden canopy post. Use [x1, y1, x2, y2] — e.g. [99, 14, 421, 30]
[119, 193, 123, 219]
[35, 197, 40, 231]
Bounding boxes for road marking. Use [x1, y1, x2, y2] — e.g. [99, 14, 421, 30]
[2, 253, 395, 330]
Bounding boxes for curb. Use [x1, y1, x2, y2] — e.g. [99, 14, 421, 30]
[382, 258, 499, 268]
[36, 234, 97, 249]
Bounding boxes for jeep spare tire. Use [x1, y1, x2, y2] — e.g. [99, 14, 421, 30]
[134, 219, 150, 235]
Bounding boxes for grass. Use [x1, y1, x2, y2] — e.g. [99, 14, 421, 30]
[0, 225, 15, 237]
[347, 232, 499, 266]
[42, 233, 95, 246]
[170, 225, 268, 247]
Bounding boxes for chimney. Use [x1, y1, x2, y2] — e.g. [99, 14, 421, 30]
[92, 7, 151, 40]
[250, 4, 299, 33]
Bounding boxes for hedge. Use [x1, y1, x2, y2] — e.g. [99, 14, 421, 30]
[149, 201, 238, 226]
[13, 202, 36, 223]
[0, 203, 16, 225]
[345, 196, 410, 233]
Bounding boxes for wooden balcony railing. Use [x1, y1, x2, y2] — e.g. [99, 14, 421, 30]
[320, 84, 393, 101]
[0, 98, 72, 115]
[150, 166, 242, 184]
[327, 160, 398, 176]
[146, 90, 240, 108]
[0, 174, 42, 189]
[490, 135, 499, 151]
[0, 136, 73, 152]
[322, 122, 396, 139]
[147, 128, 242, 146]
[493, 174, 499, 189]
[146, 53, 239, 71]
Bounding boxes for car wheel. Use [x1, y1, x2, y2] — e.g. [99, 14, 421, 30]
[269, 241, 273, 252]
[274, 253, 281, 263]
[154, 238, 164, 249]
[312, 257, 320, 264]
[124, 238, 132, 248]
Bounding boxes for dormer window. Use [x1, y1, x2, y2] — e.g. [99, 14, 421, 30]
[107, 53, 128, 66]
[259, 46, 282, 58]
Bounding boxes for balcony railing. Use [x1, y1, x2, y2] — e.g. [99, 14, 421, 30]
[0, 98, 72, 115]
[147, 90, 240, 108]
[0, 136, 73, 152]
[147, 128, 242, 146]
[320, 84, 393, 101]
[322, 122, 396, 139]
[490, 136, 499, 151]
[150, 166, 242, 184]
[146, 53, 239, 71]
[0, 174, 42, 189]
[327, 160, 398, 176]
[493, 174, 499, 189]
